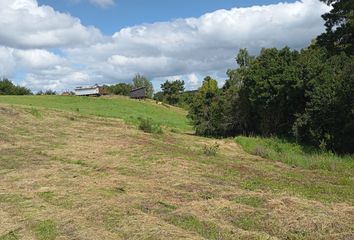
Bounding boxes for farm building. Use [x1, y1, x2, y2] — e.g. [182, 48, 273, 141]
[130, 87, 146, 99]
[75, 85, 103, 96]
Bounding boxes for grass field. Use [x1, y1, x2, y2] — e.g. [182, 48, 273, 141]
[0, 95, 191, 131]
[0, 99, 353, 239]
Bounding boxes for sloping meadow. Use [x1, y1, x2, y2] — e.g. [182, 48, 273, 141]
[0, 104, 353, 239]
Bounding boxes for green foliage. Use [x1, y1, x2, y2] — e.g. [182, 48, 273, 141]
[0, 79, 32, 95]
[160, 79, 185, 105]
[188, 76, 225, 136]
[132, 74, 154, 98]
[189, 46, 353, 154]
[138, 117, 163, 134]
[317, 0, 354, 55]
[103, 83, 133, 96]
[235, 136, 354, 171]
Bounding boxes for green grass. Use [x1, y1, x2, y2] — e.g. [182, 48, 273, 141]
[0, 95, 191, 131]
[33, 220, 57, 240]
[0, 231, 19, 240]
[167, 214, 232, 240]
[235, 136, 354, 172]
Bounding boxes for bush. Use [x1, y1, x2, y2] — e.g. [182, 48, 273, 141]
[203, 142, 220, 156]
[138, 117, 163, 134]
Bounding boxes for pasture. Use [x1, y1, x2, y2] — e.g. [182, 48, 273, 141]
[0, 97, 353, 239]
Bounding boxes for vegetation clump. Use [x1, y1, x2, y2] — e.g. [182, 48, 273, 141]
[203, 142, 220, 156]
[138, 117, 163, 134]
[235, 136, 354, 171]
[0, 79, 32, 95]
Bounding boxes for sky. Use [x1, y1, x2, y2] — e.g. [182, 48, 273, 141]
[0, 0, 330, 92]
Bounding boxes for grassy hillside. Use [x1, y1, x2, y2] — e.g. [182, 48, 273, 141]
[0, 95, 191, 131]
[0, 104, 353, 239]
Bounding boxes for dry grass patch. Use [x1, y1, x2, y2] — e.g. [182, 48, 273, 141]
[0, 104, 353, 239]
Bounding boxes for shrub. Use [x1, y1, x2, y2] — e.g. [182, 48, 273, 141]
[138, 117, 163, 134]
[203, 142, 220, 156]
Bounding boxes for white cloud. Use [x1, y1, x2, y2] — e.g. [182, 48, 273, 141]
[14, 49, 67, 69]
[0, 0, 330, 91]
[0, 0, 103, 49]
[89, 0, 115, 8]
[0, 47, 16, 78]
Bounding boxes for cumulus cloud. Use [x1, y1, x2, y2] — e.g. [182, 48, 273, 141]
[0, 0, 102, 49]
[0, 0, 330, 91]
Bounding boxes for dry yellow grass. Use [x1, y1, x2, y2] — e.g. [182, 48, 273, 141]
[0, 104, 353, 240]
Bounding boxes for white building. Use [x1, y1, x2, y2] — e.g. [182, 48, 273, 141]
[74, 85, 102, 96]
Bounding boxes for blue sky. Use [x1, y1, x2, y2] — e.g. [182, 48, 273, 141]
[0, 0, 329, 92]
[38, 0, 297, 35]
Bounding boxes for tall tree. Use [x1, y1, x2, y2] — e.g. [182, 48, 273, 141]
[188, 76, 224, 136]
[132, 74, 154, 98]
[161, 80, 185, 105]
[317, 0, 354, 55]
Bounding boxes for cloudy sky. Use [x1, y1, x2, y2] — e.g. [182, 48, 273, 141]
[0, 0, 330, 92]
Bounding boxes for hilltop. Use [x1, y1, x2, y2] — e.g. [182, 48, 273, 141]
[0, 95, 191, 132]
[0, 100, 353, 239]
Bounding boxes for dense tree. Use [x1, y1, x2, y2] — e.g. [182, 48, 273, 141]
[132, 74, 154, 98]
[317, 0, 354, 55]
[188, 76, 225, 136]
[189, 46, 353, 153]
[104, 83, 133, 96]
[160, 80, 185, 105]
[0, 79, 32, 95]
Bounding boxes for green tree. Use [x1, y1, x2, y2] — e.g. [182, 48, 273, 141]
[317, 0, 354, 55]
[132, 74, 154, 98]
[0, 79, 32, 95]
[104, 83, 133, 96]
[188, 76, 224, 136]
[160, 79, 185, 105]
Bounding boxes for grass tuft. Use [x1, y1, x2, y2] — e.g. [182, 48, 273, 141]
[202, 142, 220, 156]
[138, 117, 163, 134]
[33, 220, 57, 240]
[28, 107, 42, 118]
[0, 231, 19, 240]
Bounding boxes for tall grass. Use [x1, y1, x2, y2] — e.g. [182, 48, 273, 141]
[235, 136, 354, 171]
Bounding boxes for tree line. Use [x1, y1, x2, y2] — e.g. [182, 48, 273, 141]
[188, 0, 353, 154]
[0, 79, 32, 95]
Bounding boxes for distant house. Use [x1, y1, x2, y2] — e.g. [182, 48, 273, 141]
[75, 85, 102, 96]
[130, 87, 146, 99]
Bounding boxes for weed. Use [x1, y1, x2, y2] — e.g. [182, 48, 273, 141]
[28, 107, 42, 118]
[0, 230, 19, 240]
[138, 117, 163, 134]
[253, 145, 267, 158]
[33, 220, 57, 240]
[203, 142, 220, 156]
